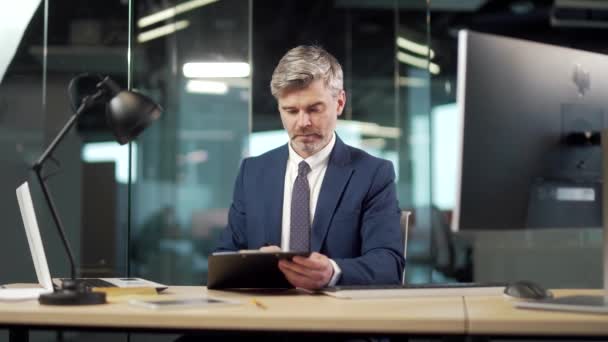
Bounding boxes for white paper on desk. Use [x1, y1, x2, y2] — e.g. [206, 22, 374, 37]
[323, 286, 505, 299]
[128, 296, 240, 310]
[515, 295, 608, 314]
[0, 288, 51, 301]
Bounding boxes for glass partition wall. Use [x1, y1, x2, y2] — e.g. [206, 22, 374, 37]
[0, 1, 130, 340]
[125, 0, 608, 291]
[129, 0, 252, 285]
[0, 0, 436, 299]
[0, 0, 130, 285]
[126, 0, 608, 291]
[128, 0, 435, 285]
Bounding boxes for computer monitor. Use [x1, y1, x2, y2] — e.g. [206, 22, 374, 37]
[452, 30, 608, 231]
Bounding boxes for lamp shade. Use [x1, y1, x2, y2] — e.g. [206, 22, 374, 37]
[106, 90, 162, 145]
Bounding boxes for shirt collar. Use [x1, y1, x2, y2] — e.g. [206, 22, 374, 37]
[288, 132, 336, 170]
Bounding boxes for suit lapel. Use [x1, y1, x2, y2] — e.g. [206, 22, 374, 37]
[264, 145, 288, 247]
[311, 136, 353, 252]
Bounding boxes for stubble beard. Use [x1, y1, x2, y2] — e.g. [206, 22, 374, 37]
[291, 133, 326, 157]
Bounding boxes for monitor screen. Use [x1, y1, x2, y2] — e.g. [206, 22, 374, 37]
[452, 30, 608, 231]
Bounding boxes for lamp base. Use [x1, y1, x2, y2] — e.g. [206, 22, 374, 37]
[39, 290, 106, 305]
[39, 279, 106, 305]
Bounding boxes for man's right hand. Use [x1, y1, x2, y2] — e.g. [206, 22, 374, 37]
[260, 245, 334, 289]
[278, 252, 334, 290]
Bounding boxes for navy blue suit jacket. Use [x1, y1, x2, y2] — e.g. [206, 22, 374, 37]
[215, 136, 405, 285]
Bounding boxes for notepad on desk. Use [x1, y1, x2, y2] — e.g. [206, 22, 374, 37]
[322, 282, 506, 299]
[92, 287, 158, 303]
[129, 296, 240, 310]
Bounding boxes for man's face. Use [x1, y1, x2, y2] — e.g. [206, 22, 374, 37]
[278, 79, 346, 158]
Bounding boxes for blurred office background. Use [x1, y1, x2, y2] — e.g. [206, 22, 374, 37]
[1, 0, 608, 307]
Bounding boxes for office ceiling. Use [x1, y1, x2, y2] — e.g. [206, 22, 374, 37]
[9, 0, 608, 132]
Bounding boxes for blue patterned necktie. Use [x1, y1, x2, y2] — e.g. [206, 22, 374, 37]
[290, 161, 311, 252]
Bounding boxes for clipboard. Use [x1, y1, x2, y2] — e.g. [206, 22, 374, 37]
[207, 251, 310, 289]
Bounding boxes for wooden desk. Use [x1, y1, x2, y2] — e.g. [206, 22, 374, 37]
[0, 286, 466, 338]
[5, 287, 607, 340]
[465, 289, 608, 337]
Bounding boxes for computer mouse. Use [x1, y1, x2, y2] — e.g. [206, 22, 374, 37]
[504, 280, 553, 300]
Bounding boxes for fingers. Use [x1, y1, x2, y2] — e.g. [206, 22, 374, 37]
[279, 260, 326, 281]
[278, 262, 327, 290]
[277, 252, 334, 290]
[291, 252, 327, 270]
[259, 245, 282, 252]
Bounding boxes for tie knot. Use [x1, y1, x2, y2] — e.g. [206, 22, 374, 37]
[298, 161, 311, 177]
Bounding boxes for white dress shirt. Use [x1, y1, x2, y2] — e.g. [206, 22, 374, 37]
[281, 132, 342, 286]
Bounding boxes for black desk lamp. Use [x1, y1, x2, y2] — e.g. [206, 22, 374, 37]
[33, 74, 162, 305]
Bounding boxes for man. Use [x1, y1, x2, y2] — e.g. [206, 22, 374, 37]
[215, 45, 404, 289]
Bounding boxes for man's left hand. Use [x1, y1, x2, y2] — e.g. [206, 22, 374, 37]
[278, 252, 334, 290]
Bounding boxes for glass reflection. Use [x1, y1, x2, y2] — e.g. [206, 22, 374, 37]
[130, 0, 250, 284]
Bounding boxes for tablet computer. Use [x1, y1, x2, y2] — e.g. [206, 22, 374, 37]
[206, 251, 310, 289]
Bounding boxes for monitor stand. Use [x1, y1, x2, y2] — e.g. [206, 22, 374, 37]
[517, 132, 608, 313]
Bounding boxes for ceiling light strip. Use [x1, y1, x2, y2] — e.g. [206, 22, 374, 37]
[183, 62, 251, 78]
[138, 0, 219, 28]
[137, 20, 189, 43]
[396, 51, 441, 75]
[397, 36, 435, 59]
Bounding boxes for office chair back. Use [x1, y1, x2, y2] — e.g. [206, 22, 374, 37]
[400, 210, 412, 285]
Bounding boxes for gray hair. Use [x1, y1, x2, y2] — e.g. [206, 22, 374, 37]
[270, 45, 343, 98]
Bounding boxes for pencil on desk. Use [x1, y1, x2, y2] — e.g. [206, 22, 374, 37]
[251, 298, 267, 310]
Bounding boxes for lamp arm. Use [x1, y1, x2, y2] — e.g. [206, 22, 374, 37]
[31, 91, 104, 281]
[34, 93, 101, 168]
[33, 168, 77, 280]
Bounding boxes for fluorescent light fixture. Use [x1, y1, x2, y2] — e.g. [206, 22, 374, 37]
[337, 120, 401, 139]
[137, 0, 218, 28]
[396, 36, 435, 59]
[137, 20, 189, 43]
[361, 138, 387, 149]
[398, 76, 429, 88]
[397, 51, 441, 75]
[183, 62, 250, 78]
[179, 129, 235, 141]
[178, 150, 209, 164]
[82, 141, 137, 184]
[186, 80, 229, 94]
